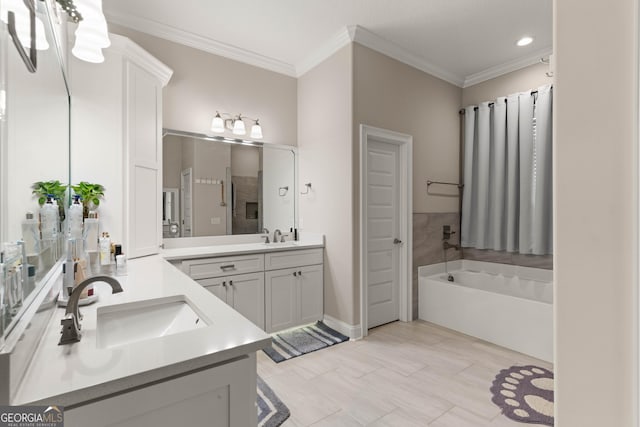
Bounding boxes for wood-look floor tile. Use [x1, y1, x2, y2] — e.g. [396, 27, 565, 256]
[257, 320, 553, 427]
[428, 406, 494, 426]
[309, 411, 362, 426]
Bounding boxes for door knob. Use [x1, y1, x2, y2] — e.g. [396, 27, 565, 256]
[393, 238, 402, 244]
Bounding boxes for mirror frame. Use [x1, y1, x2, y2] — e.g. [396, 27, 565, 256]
[161, 128, 298, 240]
[0, 0, 70, 345]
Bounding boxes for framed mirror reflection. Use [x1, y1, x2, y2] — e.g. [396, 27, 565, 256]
[0, 0, 70, 341]
[162, 129, 296, 239]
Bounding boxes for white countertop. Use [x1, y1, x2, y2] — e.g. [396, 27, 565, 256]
[162, 235, 324, 261]
[14, 255, 271, 407]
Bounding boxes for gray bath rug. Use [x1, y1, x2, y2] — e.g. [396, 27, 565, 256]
[490, 365, 554, 426]
[258, 375, 290, 427]
[262, 321, 349, 363]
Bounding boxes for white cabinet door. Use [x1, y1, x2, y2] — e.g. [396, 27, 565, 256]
[228, 273, 265, 330]
[298, 264, 323, 325]
[265, 268, 297, 333]
[66, 354, 256, 427]
[125, 61, 162, 258]
[199, 277, 228, 302]
[200, 273, 264, 330]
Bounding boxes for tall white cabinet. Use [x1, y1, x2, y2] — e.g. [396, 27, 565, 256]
[71, 34, 172, 258]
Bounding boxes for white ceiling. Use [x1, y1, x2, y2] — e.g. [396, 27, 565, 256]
[103, 0, 552, 87]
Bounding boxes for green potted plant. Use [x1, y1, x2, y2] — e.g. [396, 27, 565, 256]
[71, 181, 105, 218]
[32, 180, 67, 221]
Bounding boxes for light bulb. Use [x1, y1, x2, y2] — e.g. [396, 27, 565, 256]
[72, 37, 104, 63]
[211, 113, 225, 133]
[73, 0, 111, 61]
[232, 117, 246, 135]
[250, 120, 263, 139]
[516, 36, 534, 47]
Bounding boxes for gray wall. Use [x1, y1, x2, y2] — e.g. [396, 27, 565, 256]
[109, 24, 298, 145]
[555, 0, 637, 425]
[298, 45, 355, 325]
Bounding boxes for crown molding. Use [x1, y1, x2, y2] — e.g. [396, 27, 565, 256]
[109, 33, 174, 86]
[462, 47, 553, 88]
[103, 13, 551, 89]
[349, 25, 465, 87]
[295, 27, 354, 77]
[105, 11, 297, 77]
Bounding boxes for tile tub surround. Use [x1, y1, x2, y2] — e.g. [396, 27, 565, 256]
[412, 212, 552, 319]
[412, 213, 462, 319]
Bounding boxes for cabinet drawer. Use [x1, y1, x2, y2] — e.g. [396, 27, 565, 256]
[264, 248, 323, 271]
[182, 253, 265, 279]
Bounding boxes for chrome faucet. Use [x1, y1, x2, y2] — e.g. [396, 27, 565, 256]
[273, 229, 283, 243]
[59, 276, 123, 345]
[261, 228, 270, 243]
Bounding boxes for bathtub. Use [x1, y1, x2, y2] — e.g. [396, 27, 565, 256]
[418, 260, 553, 362]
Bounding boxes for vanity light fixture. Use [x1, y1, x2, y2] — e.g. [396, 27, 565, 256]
[516, 36, 534, 47]
[72, 0, 110, 63]
[210, 111, 263, 139]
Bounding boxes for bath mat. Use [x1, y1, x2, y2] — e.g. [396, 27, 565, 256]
[490, 365, 554, 426]
[262, 321, 349, 363]
[258, 375, 290, 427]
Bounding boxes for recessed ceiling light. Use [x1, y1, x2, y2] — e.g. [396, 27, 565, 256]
[516, 36, 534, 47]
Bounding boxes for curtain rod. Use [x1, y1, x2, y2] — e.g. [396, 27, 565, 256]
[459, 89, 541, 114]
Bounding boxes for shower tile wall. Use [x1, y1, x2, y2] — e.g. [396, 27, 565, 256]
[412, 212, 553, 319]
[232, 176, 259, 234]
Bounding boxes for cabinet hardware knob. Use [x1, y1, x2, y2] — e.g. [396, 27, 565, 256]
[229, 280, 233, 286]
[298, 271, 302, 276]
[293, 272, 297, 277]
[222, 281, 226, 288]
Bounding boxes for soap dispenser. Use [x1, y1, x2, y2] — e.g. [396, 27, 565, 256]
[40, 195, 58, 241]
[21, 212, 40, 256]
[68, 195, 83, 239]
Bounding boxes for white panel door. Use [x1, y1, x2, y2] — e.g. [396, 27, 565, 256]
[126, 62, 162, 258]
[366, 140, 400, 329]
[181, 168, 193, 237]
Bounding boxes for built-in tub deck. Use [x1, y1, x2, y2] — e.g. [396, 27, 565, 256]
[418, 260, 553, 362]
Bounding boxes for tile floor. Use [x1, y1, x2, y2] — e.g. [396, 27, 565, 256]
[257, 320, 553, 426]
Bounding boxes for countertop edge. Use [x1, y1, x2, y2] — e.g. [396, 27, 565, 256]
[25, 336, 272, 408]
[162, 242, 325, 261]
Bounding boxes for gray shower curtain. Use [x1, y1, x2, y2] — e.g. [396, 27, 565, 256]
[461, 84, 553, 255]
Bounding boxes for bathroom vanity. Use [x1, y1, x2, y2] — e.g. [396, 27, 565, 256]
[164, 236, 325, 333]
[0, 5, 319, 425]
[13, 255, 271, 427]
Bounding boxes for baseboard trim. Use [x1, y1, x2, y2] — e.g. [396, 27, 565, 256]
[322, 315, 362, 340]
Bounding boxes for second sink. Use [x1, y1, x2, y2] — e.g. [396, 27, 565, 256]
[96, 296, 208, 349]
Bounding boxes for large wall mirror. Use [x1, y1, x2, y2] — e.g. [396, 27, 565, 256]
[162, 130, 296, 239]
[0, 1, 69, 340]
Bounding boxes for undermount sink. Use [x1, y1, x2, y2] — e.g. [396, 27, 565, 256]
[96, 296, 208, 349]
